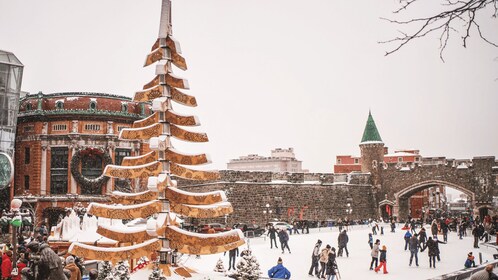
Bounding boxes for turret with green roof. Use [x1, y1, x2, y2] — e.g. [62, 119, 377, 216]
[361, 111, 383, 144]
[359, 110, 384, 174]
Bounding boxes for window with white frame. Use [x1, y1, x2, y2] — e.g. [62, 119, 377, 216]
[53, 124, 67, 131]
[84, 124, 101, 131]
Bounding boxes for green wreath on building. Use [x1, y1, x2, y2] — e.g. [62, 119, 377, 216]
[70, 147, 112, 193]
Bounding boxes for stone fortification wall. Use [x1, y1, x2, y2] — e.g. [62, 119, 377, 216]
[177, 171, 375, 226]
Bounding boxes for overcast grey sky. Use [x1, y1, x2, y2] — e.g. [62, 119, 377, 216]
[1, 0, 497, 172]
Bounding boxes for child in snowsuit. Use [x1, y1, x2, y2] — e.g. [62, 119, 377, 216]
[374, 245, 388, 274]
[368, 233, 373, 249]
[464, 252, 476, 268]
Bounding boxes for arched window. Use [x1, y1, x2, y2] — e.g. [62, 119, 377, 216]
[55, 101, 64, 110]
[121, 103, 128, 112]
[26, 103, 32, 110]
[89, 101, 97, 110]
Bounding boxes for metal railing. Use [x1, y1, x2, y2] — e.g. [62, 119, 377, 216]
[427, 259, 498, 280]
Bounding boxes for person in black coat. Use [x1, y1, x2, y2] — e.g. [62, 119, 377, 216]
[337, 230, 349, 257]
[267, 226, 278, 249]
[433, 236, 446, 261]
[431, 220, 439, 238]
[472, 226, 480, 248]
[224, 247, 239, 271]
[421, 237, 441, 268]
[441, 222, 449, 242]
[418, 227, 427, 247]
[278, 229, 291, 254]
[326, 248, 338, 280]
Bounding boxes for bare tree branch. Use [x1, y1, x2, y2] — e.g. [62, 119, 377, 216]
[382, 0, 498, 59]
[393, 0, 417, 14]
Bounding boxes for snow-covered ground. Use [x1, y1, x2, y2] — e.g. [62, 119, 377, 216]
[131, 223, 497, 279]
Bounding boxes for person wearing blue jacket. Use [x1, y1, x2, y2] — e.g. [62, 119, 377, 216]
[404, 230, 412, 251]
[268, 257, 291, 279]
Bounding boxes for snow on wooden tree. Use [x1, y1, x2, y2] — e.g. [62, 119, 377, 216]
[148, 259, 167, 280]
[112, 261, 130, 280]
[97, 261, 113, 280]
[214, 258, 226, 273]
[233, 249, 261, 280]
[68, 0, 244, 278]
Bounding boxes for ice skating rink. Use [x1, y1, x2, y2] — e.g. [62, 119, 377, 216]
[132, 223, 496, 279]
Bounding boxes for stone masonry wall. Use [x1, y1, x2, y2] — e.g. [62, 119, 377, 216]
[179, 179, 376, 226]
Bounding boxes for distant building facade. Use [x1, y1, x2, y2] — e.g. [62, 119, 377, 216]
[14, 92, 151, 227]
[227, 148, 307, 172]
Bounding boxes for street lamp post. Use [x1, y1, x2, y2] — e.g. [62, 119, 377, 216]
[3, 199, 30, 277]
[265, 203, 270, 225]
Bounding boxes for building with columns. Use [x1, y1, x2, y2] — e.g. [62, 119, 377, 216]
[227, 147, 308, 172]
[13, 92, 151, 227]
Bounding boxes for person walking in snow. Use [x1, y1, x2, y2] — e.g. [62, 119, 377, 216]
[431, 219, 439, 238]
[441, 221, 449, 243]
[421, 237, 438, 268]
[372, 221, 378, 235]
[410, 219, 417, 235]
[267, 226, 278, 249]
[308, 239, 322, 277]
[368, 233, 373, 249]
[472, 225, 480, 248]
[337, 230, 349, 257]
[390, 219, 396, 233]
[326, 248, 338, 280]
[433, 236, 446, 261]
[268, 257, 291, 279]
[278, 229, 291, 254]
[292, 222, 300, 235]
[419, 227, 427, 247]
[374, 245, 388, 274]
[409, 233, 420, 267]
[338, 219, 343, 232]
[370, 239, 380, 270]
[224, 247, 239, 271]
[319, 244, 331, 279]
[459, 221, 465, 240]
[404, 230, 412, 251]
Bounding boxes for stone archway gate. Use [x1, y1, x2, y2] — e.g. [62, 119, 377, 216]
[379, 157, 497, 219]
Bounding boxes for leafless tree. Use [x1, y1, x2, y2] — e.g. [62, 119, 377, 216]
[381, 0, 498, 61]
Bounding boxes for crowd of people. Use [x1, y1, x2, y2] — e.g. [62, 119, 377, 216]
[0, 224, 99, 280]
[260, 214, 498, 279]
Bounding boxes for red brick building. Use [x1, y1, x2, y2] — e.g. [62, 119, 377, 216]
[13, 92, 151, 227]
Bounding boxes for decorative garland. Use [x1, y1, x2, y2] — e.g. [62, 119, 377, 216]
[70, 147, 113, 194]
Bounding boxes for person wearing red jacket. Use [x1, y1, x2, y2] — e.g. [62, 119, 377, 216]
[1, 251, 13, 280]
[11, 258, 27, 280]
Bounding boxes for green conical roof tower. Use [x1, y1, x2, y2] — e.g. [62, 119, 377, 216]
[360, 111, 383, 143]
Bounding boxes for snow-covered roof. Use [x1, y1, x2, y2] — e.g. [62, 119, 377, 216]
[385, 152, 418, 157]
[360, 140, 384, 145]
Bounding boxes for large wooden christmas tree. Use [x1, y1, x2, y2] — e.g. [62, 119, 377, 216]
[69, 0, 244, 277]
